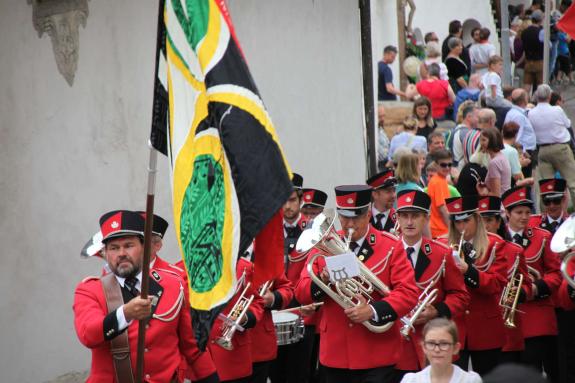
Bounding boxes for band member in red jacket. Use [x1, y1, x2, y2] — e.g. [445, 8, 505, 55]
[477, 196, 532, 364]
[208, 257, 265, 383]
[301, 188, 328, 222]
[367, 169, 398, 233]
[250, 273, 294, 383]
[394, 190, 470, 379]
[502, 187, 562, 383]
[442, 196, 507, 375]
[270, 173, 317, 383]
[528, 178, 569, 235]
[295, 185, 418, 383]
[73, 210, 213, 383]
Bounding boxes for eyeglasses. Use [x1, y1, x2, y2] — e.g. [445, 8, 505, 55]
[543, 199, 562, 206]
[423, 341, 454, 351]
[438, 162, 453, 168]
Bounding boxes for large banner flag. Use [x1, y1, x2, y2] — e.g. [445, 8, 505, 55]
[150, 0, 292, 348]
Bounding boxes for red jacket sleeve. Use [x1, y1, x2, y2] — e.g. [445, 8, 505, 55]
[535, 237, 562, 299]
[294, 249, 325, 305]
[73, 278, 108, 348]
[463, 238, 507, 295]
[267, 273, 294, 311]
[440, 252, 471, 318]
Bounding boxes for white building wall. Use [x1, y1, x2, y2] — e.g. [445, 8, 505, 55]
[0, 0, 367, 381]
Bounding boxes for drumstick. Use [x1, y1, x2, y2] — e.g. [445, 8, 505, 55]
[275, 302, 324, 314]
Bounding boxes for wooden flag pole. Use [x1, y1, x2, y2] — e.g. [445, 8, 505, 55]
[135, 145, 158, 383]
[358, 0, 378, 177]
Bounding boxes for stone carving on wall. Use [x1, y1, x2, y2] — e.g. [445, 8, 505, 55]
[29, 0, 89, 86]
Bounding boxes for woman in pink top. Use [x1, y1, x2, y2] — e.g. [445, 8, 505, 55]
[415, 63, 455, 120]
[476, 127, 511, 197]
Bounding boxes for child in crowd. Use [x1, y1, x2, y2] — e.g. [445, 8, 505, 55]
[482, 56, 513, 109]
[401, 318, 482, 383]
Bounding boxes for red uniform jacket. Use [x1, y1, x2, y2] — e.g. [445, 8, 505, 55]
[518, 226, 562, 338]
[502, 241, 532, 352]
[528, 213, 568, 235]
[207, 258, 265, 381]
[295, 226, 419, 369]
[396, 238, 470, 371]
[250, 273, 294, 362]
[440, 233, 507, 350]
[556, 257, 575, 310]
[73, 269, 203, 383]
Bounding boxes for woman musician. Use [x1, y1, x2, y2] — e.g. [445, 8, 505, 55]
[440, 195, 507, 375]
[477, 196, 532, 364]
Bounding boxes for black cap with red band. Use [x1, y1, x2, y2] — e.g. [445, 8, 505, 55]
[335, 185, 372, 218]
[477, 196, 501, 216]
[366, 168, 397, 190]
[501, 186, 533, 210]
[99, 210, 145, 243]
[302, 188, 328, 208]
[445, 195, 478, 221]
[396, 190, 431, 213]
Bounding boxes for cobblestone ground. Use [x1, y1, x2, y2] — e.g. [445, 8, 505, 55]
[43, 371, 88, 383]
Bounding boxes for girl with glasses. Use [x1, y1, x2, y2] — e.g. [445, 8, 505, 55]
[400, 318, 481, 383]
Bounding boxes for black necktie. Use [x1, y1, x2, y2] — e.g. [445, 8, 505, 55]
[124, 277, 140, 297]
[375, 213, 385, 230]
[284, 225, 300, 238]
[512, 233, 523, 245]
[549, 221, 559, 233]
[349, 241, 359, 252]
[406, 247, 415, 267]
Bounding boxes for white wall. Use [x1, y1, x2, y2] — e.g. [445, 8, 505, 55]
[0, 0, 367, 381]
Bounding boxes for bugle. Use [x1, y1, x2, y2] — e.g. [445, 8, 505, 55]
[400, 283, 438, 339]
[215, 281, 254, 350]
[296, 212, 393, 333]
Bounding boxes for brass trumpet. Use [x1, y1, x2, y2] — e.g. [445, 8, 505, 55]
[215, 281, 254, 350]
[296, 212, 393, 333]
[499, 255, 524, 329]
[450, 230, 465, 263]
[400, 283, 438, 339]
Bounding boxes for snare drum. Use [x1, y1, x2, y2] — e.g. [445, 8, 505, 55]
[271, 311, 305, 345]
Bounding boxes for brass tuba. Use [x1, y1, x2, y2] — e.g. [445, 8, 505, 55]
[499, 254, 524, 329]
[296, 211, 393, 333]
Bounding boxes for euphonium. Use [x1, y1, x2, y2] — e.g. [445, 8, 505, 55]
[499, 255, 524, 329]
[215, 281, 255, 350]
[400, 283, 438, 339]
[296, 212, 393, 333]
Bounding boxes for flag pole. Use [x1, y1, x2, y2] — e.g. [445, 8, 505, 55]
[543, 0, 551, 84]
[358, 0, 377, 177]
[135, 144, 158, 383]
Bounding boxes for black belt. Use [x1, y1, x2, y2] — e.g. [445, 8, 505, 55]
[538, 142, 570, 148]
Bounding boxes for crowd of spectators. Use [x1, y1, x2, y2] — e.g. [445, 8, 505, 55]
[376, 1, 575, 214]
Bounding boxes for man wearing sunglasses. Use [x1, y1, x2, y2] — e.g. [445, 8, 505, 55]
[529, 178, 568, 235]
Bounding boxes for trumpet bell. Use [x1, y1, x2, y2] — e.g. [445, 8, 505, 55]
[551, 215, 575, 253]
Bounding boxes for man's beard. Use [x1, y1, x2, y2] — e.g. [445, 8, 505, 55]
[114, 258, 142, 278]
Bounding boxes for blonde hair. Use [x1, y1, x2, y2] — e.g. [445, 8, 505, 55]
[395, 152, 421, 184]
[425, 41, 441, 59]
[447, 212, 489, 262]
[403, 116, 418, 131]
[456, 100, 476, 124]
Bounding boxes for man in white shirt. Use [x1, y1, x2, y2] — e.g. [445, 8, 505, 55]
[504, 89, 537, 177]
[528, 84, 575, 203]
